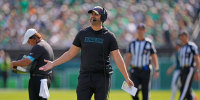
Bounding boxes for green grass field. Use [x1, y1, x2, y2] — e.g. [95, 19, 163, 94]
[0, 89, 199, 100]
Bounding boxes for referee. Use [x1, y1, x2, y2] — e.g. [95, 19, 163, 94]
[125, 24, 159, 100]
[39, 6, 133, 100]
[178, 31, 199, 100]
[10, 29, 54, 100]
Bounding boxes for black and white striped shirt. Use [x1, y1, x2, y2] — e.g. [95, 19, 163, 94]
[127, 38, 156, 67]
[179, 41, 199, 67]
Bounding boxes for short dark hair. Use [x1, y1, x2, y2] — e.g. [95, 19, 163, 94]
[179, 31, 188, 37]
[137, 23, 146, 29]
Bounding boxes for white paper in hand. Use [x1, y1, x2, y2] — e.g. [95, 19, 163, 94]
[121, 81, 137, 96]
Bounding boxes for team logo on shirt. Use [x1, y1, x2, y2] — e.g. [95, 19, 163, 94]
[84, 37, 104, 44]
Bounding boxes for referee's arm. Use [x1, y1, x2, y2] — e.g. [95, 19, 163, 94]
[151, 53, 159, 79]
[194, 55, 200, 81]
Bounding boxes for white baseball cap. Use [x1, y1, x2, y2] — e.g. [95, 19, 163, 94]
[22, 28, 37, 44]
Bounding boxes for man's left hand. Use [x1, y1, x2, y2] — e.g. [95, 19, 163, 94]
[125, 78, 134, 88]
[154, 71, 159, 79]
[194, 71, 199, 81]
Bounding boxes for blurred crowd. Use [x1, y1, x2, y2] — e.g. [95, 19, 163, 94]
[0, 0, 199, 49]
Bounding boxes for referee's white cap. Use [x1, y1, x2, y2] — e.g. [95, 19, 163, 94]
[22, 28, 37, 44]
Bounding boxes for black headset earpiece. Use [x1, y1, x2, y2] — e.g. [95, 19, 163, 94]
[101, 8, 107, 23]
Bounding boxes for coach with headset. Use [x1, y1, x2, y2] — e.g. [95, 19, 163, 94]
[39, 6, 134, 100]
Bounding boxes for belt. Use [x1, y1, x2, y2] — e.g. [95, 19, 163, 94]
[31, 74, 47, 77]
[181, 65, 189, 67]
[131, 65, 149, 70]
[181, 66, 193, 69]
[30, 74, 52, 79]
[131, 65, 149, 68]
[30, 71, 52, 78]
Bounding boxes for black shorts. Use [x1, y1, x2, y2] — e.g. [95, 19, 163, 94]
[76, 72, 111, 100]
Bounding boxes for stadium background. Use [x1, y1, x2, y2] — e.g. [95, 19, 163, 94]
[0, 0, 200, 100]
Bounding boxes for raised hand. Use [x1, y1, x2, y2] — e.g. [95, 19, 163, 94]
[39, 59, 54, 71]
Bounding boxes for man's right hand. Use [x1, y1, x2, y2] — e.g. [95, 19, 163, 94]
[39, 59, 54, 71]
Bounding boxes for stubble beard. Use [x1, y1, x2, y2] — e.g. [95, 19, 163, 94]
[90, 18, 101, 26]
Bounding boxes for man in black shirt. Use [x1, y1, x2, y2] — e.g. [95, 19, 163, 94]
[39, 6, 134, 100]
[10, 28, 54, 100]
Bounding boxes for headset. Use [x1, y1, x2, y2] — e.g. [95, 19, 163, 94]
[100, 8, 108, 23]
[89, 6, 108, 23]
